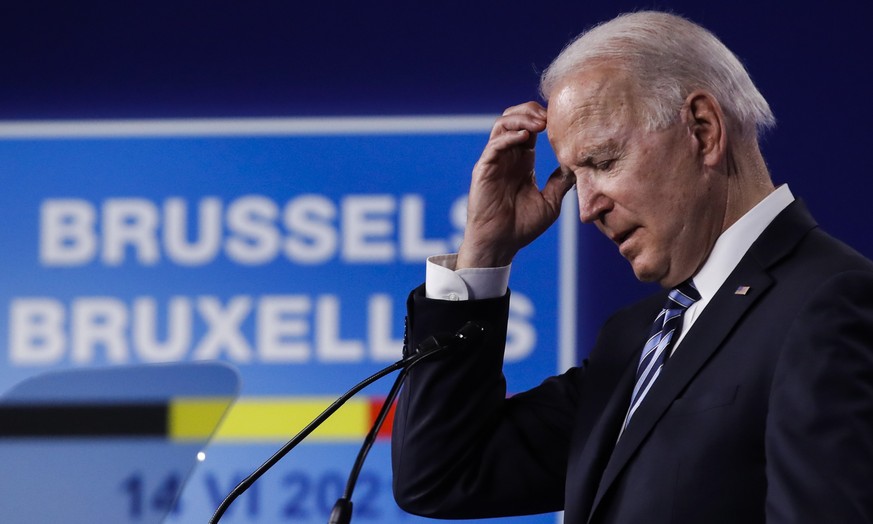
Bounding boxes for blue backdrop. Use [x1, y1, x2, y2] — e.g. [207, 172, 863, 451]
[1, 1, 872, 523]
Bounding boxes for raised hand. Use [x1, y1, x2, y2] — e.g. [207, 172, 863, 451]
[457, 102, 575, 269]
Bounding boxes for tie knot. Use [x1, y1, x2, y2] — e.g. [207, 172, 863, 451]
[668, 279, 700, 310]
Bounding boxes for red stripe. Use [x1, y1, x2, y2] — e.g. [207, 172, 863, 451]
[368, 397, 397, 440]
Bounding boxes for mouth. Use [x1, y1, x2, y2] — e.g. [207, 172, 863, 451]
[611, 227, 637, 247]
[611, 227, 641, 258]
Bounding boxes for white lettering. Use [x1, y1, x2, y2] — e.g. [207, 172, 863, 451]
[283, 195, 338, 264]
[164, 198, 222, 265]
[102, 199, 160, 265]
[72, 297, 129, 363]
[9, 298, 66, 365]
[400, 195, 449, 261]
[257, 296, 311, 362]
[368, 294, 403, 361]
[226, 196, 280, 265]
[133, 297, 192, 362]
[193, 296, 254, 362]
[40, 199, 97, 266]
[342, 195, 395, 263]
[316, 295, 364, 362]
[38, 194, 466, 267]
[7, 290, 533, 367]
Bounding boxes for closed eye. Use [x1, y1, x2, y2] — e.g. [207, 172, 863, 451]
[595, 159, 615, 171]
[578, 155, 616, 172]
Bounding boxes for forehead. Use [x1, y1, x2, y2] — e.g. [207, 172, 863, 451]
[546, 67, 643, 156]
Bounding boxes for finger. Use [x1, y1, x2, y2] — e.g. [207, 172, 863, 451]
[541, 166, 577, 214]
[490, 115, 546, 141]
[502, 101, 547, 119]
[490, 103, 547, 138]
[484, 128, 538, 154]
[474, 134, 538, 173]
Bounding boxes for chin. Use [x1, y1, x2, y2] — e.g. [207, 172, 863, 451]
[628, 252, 677, 287]
[630, 266, 660, 284]
[631, 264, 675, 288]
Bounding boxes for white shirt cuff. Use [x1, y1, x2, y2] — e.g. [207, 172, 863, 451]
[425, 254, 511, 301]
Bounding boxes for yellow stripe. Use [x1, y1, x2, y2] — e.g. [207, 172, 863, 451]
[169, 397, 235, 441]
[170, 397, 370, 443]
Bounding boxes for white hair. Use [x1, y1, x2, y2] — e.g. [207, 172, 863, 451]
[540, 11, 776, 140]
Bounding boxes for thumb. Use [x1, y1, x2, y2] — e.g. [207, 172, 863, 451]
[541, 166, 576, 215]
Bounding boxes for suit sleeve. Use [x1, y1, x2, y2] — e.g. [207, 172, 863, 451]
[391, 285, 584, 519]
[766, 270, 873, 523]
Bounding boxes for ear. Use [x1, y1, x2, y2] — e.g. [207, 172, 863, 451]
[681, 90, 727, 168]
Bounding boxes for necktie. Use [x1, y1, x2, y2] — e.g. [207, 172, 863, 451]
[621, 279, 700, 432]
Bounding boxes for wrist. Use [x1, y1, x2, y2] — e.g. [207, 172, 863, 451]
[457, 242, 515, 269]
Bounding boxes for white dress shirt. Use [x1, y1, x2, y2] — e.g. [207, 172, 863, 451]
[425, 185, 796, 351]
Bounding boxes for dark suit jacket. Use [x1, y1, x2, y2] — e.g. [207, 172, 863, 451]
[391, 202, 873, 523]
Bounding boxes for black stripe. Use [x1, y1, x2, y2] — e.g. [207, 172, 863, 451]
[0, 404, 168, 438]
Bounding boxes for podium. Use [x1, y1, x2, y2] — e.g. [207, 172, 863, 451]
[0, 363, 239, 523]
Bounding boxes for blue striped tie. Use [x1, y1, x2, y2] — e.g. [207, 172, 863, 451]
[622, 279, 701, 432]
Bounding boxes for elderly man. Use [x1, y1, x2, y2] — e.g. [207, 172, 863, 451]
[391, 11, 873, 524]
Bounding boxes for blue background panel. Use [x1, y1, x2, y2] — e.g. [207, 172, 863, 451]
[0, 127, 568, 523]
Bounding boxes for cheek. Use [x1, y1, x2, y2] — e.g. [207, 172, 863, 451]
[638, 196, 682, 233]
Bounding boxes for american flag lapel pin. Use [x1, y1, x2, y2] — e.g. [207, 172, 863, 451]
[735, 285, 751, 296]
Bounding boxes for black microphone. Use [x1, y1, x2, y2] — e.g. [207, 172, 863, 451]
[208, 321, 486, 524]
[327, 320, 486, 524]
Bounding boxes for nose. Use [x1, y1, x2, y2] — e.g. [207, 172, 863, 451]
[577, 178, 613, 224]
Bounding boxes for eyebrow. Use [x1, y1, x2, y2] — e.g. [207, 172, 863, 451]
[577, 141, 620, 165]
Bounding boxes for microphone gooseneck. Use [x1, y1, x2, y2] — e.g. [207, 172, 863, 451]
[209, 321, 486, 524]
[327, 368, 407, 524]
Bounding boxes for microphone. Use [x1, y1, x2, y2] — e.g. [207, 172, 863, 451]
[406, 320, 486, 367]
[208, 321, 486, 524]
[327, 320, 486, 524]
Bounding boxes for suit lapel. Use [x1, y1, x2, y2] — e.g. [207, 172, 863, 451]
[589, 267, 773, 515]
[587, 200, 818, 519]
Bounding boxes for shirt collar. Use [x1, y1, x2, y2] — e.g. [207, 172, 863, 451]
[692, 184, 795, 301]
